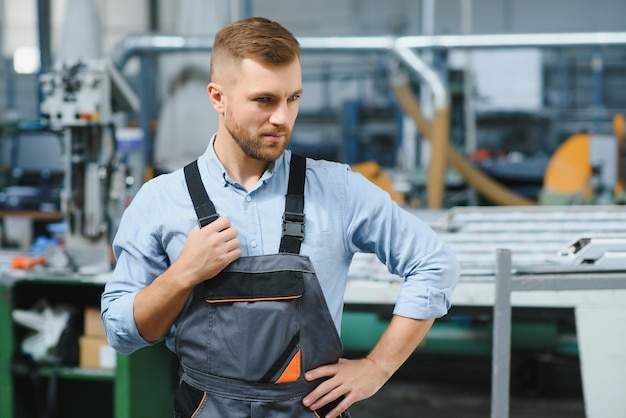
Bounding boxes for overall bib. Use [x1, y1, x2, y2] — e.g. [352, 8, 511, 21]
[174, 155, 349, 418]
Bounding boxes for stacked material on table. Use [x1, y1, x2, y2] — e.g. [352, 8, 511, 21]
[348, 205, 626, 283]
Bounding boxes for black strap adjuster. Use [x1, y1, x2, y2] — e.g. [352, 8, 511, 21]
[184, 160, 220, 228]
[198, 213, 220, 227]
[282, 212, 305, 241]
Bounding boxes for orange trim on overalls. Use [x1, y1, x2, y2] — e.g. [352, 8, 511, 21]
[275, 350, 302, 384]
[190, 391, 207, 418]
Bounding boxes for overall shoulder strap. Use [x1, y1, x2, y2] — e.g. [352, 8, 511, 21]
[184, 160, 219, 227]
[279, 154, 307, 254]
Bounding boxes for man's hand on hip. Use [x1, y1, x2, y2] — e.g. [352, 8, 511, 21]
[302, 357, 388, 418]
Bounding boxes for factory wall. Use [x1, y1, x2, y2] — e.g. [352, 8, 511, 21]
[2, 0, 150, 60]
[249, 0, 626, 36]
[1, 0, 625, 140]
[3, 0, 626, 60]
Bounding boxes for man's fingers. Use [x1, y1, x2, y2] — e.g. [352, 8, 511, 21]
[304, 362, 337, 382]
[303, 358, 385, 417]
[326, 396, 352, 418]
[202, 216, 231, 232]
[302, 366, 340, 409]
[196, 217, 239, 247]
[307, 385, 345, 410]
[183, 216, 241, 280]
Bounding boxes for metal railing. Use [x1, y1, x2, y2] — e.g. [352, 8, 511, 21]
[491, 249, 626, 418]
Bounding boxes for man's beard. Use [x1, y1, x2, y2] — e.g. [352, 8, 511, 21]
[225, 111, 290, 162]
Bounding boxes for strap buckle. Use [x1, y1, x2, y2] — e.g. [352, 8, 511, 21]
[282, 212, 305, 241]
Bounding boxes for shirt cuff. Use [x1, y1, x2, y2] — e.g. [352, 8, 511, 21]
[101, 292, 150, 355]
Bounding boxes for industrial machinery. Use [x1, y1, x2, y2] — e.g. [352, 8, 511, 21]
[542, 123, 625, 205]
[39, 59, 139, 273]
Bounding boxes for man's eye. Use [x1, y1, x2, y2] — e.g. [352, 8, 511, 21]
[256, 97, 270, 103]
[289, 94, 301, 102]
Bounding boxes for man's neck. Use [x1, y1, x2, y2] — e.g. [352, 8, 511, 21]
[213, 134, 269, 190]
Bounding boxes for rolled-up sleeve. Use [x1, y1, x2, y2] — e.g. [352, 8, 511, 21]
[101, 181, 172, 354]
[101, 295, 146, 354]
[391, 237, 458, 319]
[101, 253, 152, 355]
[344, 170, 459, 320]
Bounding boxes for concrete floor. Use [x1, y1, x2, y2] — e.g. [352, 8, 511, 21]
[344, 354, 585, 418]
[349, 379, 585, 418]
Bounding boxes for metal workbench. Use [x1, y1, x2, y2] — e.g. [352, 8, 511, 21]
[345, 205, 626, 418]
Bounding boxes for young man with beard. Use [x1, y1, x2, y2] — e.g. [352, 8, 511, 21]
[101, 17, 458, 418]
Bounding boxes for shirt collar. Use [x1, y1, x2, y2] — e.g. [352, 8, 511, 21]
[200, 134, 286, 189]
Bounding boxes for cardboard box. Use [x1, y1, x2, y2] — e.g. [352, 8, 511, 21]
[79, 336, 116, 369]
[84, 306, 105, 337]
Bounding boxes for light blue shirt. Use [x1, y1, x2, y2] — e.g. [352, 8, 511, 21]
[101, 137, 459, 354]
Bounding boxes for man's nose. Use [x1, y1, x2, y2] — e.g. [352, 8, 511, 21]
[269, 102, 289, 125]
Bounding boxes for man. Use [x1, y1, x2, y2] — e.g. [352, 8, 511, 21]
[101, 17, 459, 418]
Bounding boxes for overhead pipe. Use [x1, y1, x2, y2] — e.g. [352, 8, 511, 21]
[390, 45, 535, 206]
[111, 33, 449, 208]
[111, 35, 399, 69]
[395, 32, 626, 50]
[390, 71, 536, 206]
[112, 35, 215, 68]
[113, 31, 626, 70]
[110, 31, 626, 208]
[391, 46, 449, 209]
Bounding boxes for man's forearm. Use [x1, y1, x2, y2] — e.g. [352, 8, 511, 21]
[133, 262, 197, 342]
[366, 315, 435, 379]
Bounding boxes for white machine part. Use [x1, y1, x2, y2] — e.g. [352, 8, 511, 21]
[558, 235, 626, 268]
[40, 60, 138, 127]
[39, 60, 139, 273]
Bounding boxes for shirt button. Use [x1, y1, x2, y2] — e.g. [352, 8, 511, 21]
[245, 195, 252, 202]
[250, 240, 258, 248]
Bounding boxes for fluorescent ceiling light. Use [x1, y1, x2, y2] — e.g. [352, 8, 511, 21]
[13, 47, 41, 74]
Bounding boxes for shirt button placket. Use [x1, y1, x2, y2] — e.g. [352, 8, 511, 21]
[245, 194, 259, 252]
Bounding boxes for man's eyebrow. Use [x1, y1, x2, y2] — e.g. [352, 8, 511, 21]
[249, 89, 303, 98]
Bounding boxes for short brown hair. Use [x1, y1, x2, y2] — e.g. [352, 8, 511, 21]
[210, 17, 300, 79]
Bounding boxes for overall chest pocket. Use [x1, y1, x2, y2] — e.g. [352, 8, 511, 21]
[203, 270, 305, 382]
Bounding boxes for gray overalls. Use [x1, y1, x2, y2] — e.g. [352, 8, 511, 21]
[174, 155, 349, 418]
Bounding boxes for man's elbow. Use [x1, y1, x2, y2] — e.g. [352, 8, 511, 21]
[101, 310, 144, 355]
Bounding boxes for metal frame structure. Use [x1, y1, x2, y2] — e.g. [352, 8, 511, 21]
[491, 249, 626, 418]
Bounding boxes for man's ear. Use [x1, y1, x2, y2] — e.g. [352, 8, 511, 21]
[207, 82, 225, 112]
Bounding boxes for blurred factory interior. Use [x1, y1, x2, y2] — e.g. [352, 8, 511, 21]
[1, 0, 626, 417]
